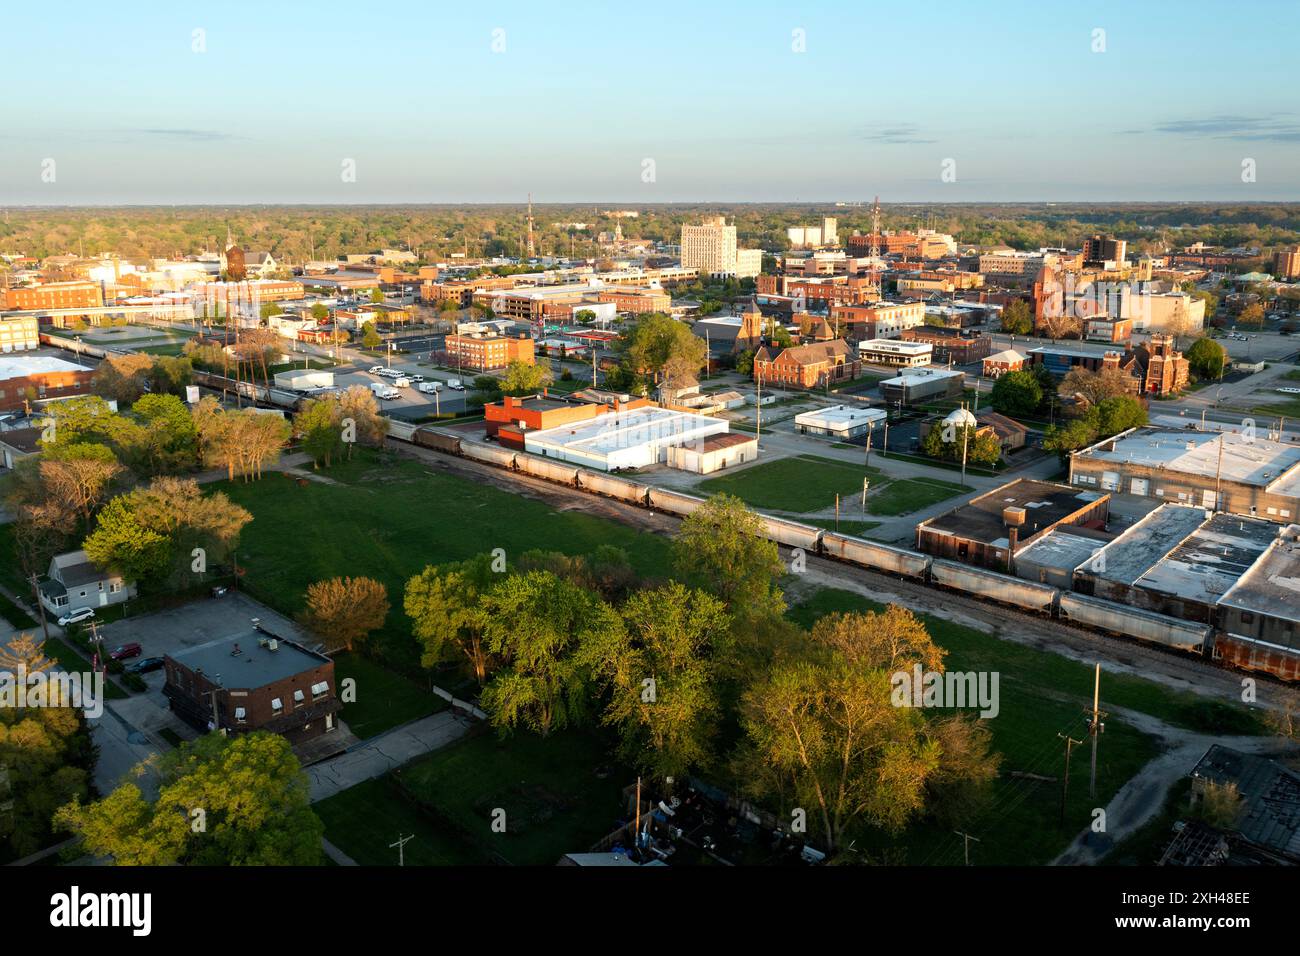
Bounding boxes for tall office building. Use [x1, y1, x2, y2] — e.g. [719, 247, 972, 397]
[681, 217, 763, 278]
[1083, 235, 1128, 267]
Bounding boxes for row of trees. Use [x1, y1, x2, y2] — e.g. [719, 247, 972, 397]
[403, 495, 997, 853]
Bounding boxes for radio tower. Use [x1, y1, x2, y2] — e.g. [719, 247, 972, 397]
[868, 195, 883, 297]
[526, 193, 536, 259]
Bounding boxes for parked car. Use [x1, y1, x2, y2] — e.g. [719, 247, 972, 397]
[110, 642, 142, 661]
[409, 374, 425, 383]
[57, 607, 96, 627]
[368, 365, 384, 374]
[211, 585, 229, 598]
[125, 656, 165, 675]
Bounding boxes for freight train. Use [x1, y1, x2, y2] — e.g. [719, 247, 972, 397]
[393, 427, 1293, 681]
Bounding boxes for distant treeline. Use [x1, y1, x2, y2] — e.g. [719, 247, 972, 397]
[2, 202, 1299, 263]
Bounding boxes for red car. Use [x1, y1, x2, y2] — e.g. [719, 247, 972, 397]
[110, 642, 142, 661]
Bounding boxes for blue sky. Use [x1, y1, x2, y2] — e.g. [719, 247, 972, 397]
[2, 0, 1298, 203]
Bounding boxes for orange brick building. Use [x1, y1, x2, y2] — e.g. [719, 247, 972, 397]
[0, 356, 94, 411]
[596, 287, 671, 314]
[445, 332, 535, 371]
[2, 281, 103, 311]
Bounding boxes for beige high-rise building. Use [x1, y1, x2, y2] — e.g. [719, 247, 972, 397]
[681, 217, 763, 278]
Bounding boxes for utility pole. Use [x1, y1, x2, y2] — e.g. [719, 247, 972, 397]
[865, 420, 874, 468]
[1087, 663, 1107, 799]
[28, 573, 50, 643]
[861, 477, 870, 513]
[835, 493, 840, 531]
[1057, 733, 1083, 825]
[953, 830, 981, 866]
[390, 833, 414, 867]
[755, 368, 762, 442]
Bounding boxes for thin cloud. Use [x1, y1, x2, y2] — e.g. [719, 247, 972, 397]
[862, 124, 937, 145]
[1124, 115, 1300, 142]
[124, 128, 245, 141]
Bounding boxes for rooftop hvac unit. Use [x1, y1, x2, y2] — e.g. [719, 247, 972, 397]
[1003, 506, 1027, 527]
[268, 639, 279, 652]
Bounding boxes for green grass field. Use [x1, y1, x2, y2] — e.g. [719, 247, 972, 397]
[695, 454, 966, 517]
[219, 448, 674, 672]
[390, 730, 625, 866]
[785, 588, 1265, 865]
[807, 518, 882, 536]
[697, 454, 886, 512]
[315, 777, 490, 866]
[332, 653, 446, 739]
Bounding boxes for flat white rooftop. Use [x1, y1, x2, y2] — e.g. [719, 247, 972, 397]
[880, 366, 965, 387]
[0, 356, 87, 381]
[1080, 429, 1300, 490]
[858, 339, 931, 355]
[795, 404, 887, 429]
[526, 406, 724, 456]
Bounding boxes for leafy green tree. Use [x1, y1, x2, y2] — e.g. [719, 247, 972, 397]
[294, 400, 344, 469]
[1237, 303, 1265, 327]
[369, 288, 384, 304]
[479, 571, 619, 737]
[298, 576, 389, 653]
[989, 369, 1043, 417]
[310, 303, 330, 322]
[616, 312, 706, 393]
[56, 732, 322, 866]
[1186, 337, 1226, 381]
[82, 495, 171, 582]
[673, 494, 786, 621]
[1094, 394, 1148, 436]
[260, 302, 283, 319]
[132, 393, 199, 473]
[1043, 416, 1100, 460]
[920, 422, 1001, 467]
[500, 360, 553, 395]
[360, 321, 382, 350]
[584, 583, 731, 779]
[1000, 299, 1034, 335]
[405, 554, 498, 683]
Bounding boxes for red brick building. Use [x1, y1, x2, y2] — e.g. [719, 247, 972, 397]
[753, 339, 859, 389]
[0, 356, 94, 411]
[2, 281, 103, 311]
[445, 332, 535, 371]
[163, 632, 340, 745]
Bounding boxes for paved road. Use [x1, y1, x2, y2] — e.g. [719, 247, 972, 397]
[306, 710, 476, 802]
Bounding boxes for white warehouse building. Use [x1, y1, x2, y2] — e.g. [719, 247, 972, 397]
[523, 405, 731, 471]
[794, 404, 887, 439]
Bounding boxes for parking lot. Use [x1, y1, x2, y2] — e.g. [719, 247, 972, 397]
[92, 591, 313, 695]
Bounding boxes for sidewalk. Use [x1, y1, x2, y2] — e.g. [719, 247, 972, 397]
[307, 710, 476, 802]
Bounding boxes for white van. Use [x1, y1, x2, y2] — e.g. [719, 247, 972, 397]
[417, 381, 442, 394]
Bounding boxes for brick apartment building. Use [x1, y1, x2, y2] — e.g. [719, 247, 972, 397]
[2, 281, 103, 311]
[445, 331, 535, 371]
[753, 339, 859, 389]
[163, 632, 340, 745]
[829, 300, 925, 341]
[0, 355, 94, 411]
[596, 287, 671, 314]
[757, 275, 878, 306]
[899, 327, 992, 364]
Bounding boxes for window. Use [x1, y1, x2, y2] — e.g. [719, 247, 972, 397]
[1241, 613, 1255, 625]
[110, 582, 122, 593]
[311, 681, 329, 699]
[293, 689, 305, 704]
[234, 707, 246, 723]
[271, 697, 283, 713]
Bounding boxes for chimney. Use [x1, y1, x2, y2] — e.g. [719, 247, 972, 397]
[1007, 525, 1018, 573]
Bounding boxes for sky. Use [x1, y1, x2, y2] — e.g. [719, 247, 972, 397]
[2, 0, 1298, 204]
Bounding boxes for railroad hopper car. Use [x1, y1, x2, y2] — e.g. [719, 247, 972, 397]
[928, 560, 1059, 614]
[1057, 593, 1213, 654]
[760, 516, 823, 553]
[819, 533, 932, 579]
[513, 453, 581, 487]
[647, 488, 708, 517]
[460, 441, 517, 470]
[577, 471, 650, 506]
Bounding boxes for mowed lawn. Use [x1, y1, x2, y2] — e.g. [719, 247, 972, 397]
[697, 454, 887, 512]
[785, 588, 1264, 865]
[696, 454, 966, 517]
[219, 449, 674, 671]
[332, 653, 446, 739]
[320, 730, 627, 867]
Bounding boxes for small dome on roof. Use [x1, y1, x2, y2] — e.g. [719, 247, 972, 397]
[944, 407, 977, 428]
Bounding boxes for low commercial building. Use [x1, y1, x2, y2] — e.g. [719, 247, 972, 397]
[1084, 315, 1133, 344]
[163, 632, 340, 745]
[1073, 505, 1280, 623]
[1216, 525, 1300, 679]
[2, 281, 103, 312]
[878, 366, 964, 406]
[0, 426, 40, 469]
[916, 479, 1110, 571]
[523, 405, 730, 472]
[1069, 427, 1300, 522]
[857, 338, 932, 368]
[38, 550, 136, 618]
[273, 369, 334, 391]
[0, 355, 94, 411]
[484, 394, 614, 448]
[1013, 528, 1113, 589]
[829, 300, 925, 341]
[794, 404, 886, 440]
[664, 432, 758, 474]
